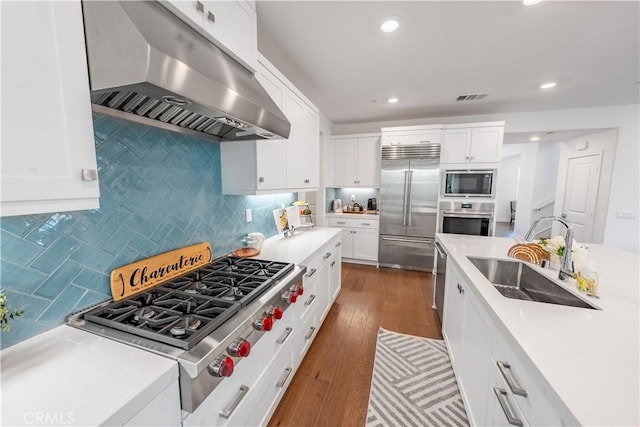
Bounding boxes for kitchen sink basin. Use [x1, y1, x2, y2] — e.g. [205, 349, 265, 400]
[467, 257, 599, 310]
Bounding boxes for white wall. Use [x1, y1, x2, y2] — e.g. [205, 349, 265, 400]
[533, 142, 562, 206]
[496, 154, 520, 223]
[333, 104, 640, 253]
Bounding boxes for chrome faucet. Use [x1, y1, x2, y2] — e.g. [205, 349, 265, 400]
[524, 215, 575, 281]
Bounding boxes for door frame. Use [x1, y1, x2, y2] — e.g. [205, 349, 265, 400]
[553, 129, 617, 243]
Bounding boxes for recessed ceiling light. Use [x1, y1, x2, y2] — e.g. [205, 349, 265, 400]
[523, 0, 543, 5]
[529, 136, 540, 141]
[387, 97, 399, 103]
[380, 16, 401, 33]
[539, 82, 557, 89]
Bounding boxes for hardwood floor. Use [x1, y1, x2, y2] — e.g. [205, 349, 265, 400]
[268, 262, 443, 427]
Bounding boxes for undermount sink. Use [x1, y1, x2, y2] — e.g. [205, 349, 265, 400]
[467, 257, 599, 310]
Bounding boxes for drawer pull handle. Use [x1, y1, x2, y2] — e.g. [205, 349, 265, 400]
[331, 261, 335, 267]
[196, 0, 204, 12]
[497, 361, 528, 397]
[305, 294, 316, 306]
[304, 326, 316, 340]
[305, 268, 317, 278]
[220, 385, 249, 418]
[335, 241, 342, 247]
[276, 367, 293, 388]
[207, 10, 215, 22]
[361, 222, 371, 226]
[493, 387, 523, 427]
[323, 252, 332, 259]
[276, 327, 293, 344]
[337, 221, 346, 225]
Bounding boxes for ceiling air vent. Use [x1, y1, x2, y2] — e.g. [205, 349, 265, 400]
[456, 94, 489, 101]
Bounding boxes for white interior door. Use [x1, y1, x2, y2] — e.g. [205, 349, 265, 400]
[558, 152, 602, 242]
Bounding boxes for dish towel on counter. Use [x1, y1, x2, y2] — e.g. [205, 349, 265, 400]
[366, 328, 469, 427]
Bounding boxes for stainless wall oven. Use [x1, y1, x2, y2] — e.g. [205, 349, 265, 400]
[440, 201, 494, 236]
[442, 169, 496, 198]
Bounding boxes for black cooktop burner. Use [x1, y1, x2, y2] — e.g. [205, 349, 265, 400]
[209, 257, 292, 279]
[81, 255, 294, 350]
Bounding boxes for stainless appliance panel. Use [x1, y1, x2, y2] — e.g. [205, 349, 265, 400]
[379, 159, 410, 236]
[434, 241, 446, 324]
[442, 169, 496, 198]
[406, 159, 439, 238]
[439, 201, 495, 236]
[81, 1, 290, 141]
[378, 235, 435, 272]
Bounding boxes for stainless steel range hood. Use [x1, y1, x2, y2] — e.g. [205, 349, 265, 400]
[81, 1, 290, 141]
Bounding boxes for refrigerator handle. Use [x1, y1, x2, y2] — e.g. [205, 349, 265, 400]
[407, 170, 414, 226]
[402, 170, 410, 226]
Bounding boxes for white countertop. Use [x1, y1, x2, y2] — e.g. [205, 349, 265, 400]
[436, 233, 640, 426]
[325, 212, 379, 219]
[255, 227, 341, 265]
[1, 325, 178, 426]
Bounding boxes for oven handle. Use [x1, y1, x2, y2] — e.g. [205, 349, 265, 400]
[442, 211, 494, 219]
[382, 236, 432, 244]
[220, 385, 249, 419]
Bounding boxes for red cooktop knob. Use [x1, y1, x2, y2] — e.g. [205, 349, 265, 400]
[254, 316, 273, 331]
[208, 356, 234, 377]
[268, 306, 283, 320]
[228, 338, 251, 357]
[297, 285, 304, 296]
[290, 284, 303, 296]
[262, 316, 273, 331]
[290, 293, 298, 303]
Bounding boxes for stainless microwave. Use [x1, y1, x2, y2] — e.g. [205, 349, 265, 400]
[441, 169, 496, 198]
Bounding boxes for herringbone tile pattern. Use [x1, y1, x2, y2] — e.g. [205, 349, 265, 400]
[0, 113, 295, 348]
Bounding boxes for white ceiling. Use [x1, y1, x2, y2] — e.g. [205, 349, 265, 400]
[256, 1, 640, 126]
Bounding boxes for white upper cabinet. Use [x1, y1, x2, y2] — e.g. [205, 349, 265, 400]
[162, 0, 257, 70]
[381, 125, 443, 146]
[1, 0, 99, 217]
[332, 135, 380, 187]
[220, 54, 320, 195]
[441, 122, 504, 165]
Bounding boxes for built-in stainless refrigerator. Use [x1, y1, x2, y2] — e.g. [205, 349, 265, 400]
[378, 144, 440, 271]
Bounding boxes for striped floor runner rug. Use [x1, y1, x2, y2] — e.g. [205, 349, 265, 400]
[366, 328, 469, 427]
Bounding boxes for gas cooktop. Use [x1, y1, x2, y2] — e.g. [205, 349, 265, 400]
[78, 256, 294, 351]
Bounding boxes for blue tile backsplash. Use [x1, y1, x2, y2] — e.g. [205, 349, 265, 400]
[0, 114, 295, 348]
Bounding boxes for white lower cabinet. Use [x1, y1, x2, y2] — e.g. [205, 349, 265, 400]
[327, 217, 379, 263]
[442, 260, 492, 426]
[442, 259, 568, 427]
[124, 380, 181, 426]
[329, 236, 343, 303]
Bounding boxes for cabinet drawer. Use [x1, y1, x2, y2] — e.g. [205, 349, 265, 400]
[328, 217, 379, 229]
[381, 130, 442, 146]
[489, 362, 530, 427]
[492, 333, 564, 426]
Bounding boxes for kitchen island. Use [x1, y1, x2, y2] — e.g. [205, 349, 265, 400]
[436, 233, 639, 426]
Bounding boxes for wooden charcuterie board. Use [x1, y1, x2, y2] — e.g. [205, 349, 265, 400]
[110, 242, 212, 301]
